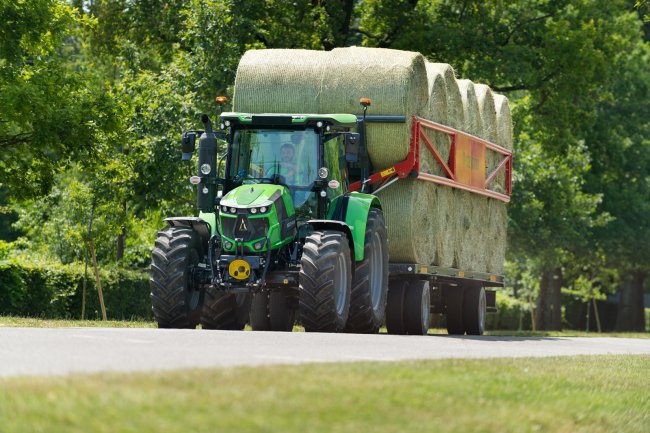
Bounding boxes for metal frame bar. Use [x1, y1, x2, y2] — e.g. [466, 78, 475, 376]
[350, 116, 513, 203]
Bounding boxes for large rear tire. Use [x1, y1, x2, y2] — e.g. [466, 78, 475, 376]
[345, 208, 389, 334]
[463, 284, 486, 335]
[299, 230, 351, 332]
[200, 287, 251, 330]
[150, 227, 204, 328]
[445, 285, 465, 335]
[250, 290, 296, 332]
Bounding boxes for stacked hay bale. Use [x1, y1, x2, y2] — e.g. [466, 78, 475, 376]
[233, 48, 511, 273]
[486, 94, 513, 274]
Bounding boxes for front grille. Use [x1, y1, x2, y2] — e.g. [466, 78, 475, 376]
[221, 215, 269, 241]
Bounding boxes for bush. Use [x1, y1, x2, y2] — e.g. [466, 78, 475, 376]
[0, 258, 151, 320]
[486, 291, 533, 331]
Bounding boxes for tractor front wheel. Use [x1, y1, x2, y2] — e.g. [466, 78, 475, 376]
[150, 227, 204, 328]
[299, 230, 351, 332]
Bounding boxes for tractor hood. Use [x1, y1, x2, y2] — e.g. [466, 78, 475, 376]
[221, 183, 285, 208]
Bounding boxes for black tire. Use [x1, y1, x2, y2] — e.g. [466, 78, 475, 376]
[250, 291, 271, 331]
[269, 291, 296, 331]
[463, 284, 486, 335]
[250, 290, 296, 332]
[150, 227, 204, 328]
[345, 208, 389, 334]
[299, 230, 351, 332]
[404, 280, 431, 335]
[385, 279, 407, 335]
[445, 285, 465, 335]
[200, 287, 251, 330]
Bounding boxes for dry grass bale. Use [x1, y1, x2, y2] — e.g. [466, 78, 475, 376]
[457, 79, 483, 136]
[377, 180, 437, 264]
[474, 84, 497, 142]
[494, 93, 514, 150]
[428, 63, 465, 129]
[421, 63, 449, 176]
[233, 49, 328, 113]
[432, 184, 456, 267]
[486, 197, 507, 274]
[323, 47, 429, 170]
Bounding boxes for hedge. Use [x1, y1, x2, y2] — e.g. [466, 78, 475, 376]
[486, 291, 533, 331]
[0, 259, 151, 320]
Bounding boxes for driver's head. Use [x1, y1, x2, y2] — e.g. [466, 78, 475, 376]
[281, 143, 295, 163]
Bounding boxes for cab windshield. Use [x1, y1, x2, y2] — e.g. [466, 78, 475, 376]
[229, 128, 318, 207]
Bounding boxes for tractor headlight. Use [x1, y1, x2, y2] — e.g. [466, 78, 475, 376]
[253, 242, 263, 250]
[229, 207, 237, 214]
[259, 206, 267, 213]
[250, 207, 258, 214]
[200, 163, 211, 175]
[224, 241, 233, 249]
[221, 205, 228, 213]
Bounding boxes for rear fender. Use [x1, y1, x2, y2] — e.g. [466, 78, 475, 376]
[326, 192, 381, 261]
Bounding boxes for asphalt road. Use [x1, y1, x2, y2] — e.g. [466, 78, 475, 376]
[1, 327, 649, 377]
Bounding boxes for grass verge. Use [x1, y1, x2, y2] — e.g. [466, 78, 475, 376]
[1, 356, 648, 433]
[0, 316, 155, 328]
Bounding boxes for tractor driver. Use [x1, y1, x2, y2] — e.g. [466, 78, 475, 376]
[277, 142, 299, 183]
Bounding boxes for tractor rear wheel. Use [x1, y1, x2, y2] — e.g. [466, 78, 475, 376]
[299, 230, 351, 332]
[250, 290, 296, 332]
[463, 284, 486, 335]
[404, 280, 431, 335]
[200, 287, 251, 330]
[150, 227, 204, 328]
[345, 208, 389, 334]
[445, 285, 465, 335]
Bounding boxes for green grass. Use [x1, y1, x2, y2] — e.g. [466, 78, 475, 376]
[1, 356, 648, 433]
[0, 316, 155, 328]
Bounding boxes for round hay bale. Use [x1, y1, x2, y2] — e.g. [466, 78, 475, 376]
[421, 63, 449, 176]
[456, 79, 483, 136]
[474, 84, 497, 143]
[494, 93, 514, 150]
[324, 47, 429, 170]
[377, 180, 437, 264]
[433, 185, 456, 267]
[486, 197, 507, 274]
[428, 63, 465, 129]
[233, 49, 328, 113]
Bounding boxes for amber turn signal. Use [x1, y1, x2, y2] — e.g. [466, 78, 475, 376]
[216, 95, 228, 104]
[359, 97, 372, 107]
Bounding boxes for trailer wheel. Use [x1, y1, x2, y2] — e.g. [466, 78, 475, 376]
[345, 208, 389, 334]
[445, 285, 465, 335]
[463, 284, 486, 335]
[251, 291, 296, 332]
[150, 227, 204, 328]
[299, 230, 351, 332]
[386, 280, 407, 335]
[200, 288, 251, 330]
[404, 280, 431, 335]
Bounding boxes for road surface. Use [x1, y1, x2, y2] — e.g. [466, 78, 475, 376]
[1, 327, 649, 377]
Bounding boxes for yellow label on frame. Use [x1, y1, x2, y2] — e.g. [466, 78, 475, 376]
[380, 167, 396, 178]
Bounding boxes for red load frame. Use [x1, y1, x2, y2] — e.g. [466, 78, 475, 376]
[349, 116, 513, 203]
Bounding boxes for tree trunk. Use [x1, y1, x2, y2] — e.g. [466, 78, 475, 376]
[535, 268, 563, 331]
[616, 271, 646, 332]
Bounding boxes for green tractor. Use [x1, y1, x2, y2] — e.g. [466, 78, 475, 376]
[150, 100, 391, 333]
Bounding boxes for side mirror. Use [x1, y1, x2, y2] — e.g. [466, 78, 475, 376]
[181, 132, 197, 161]
[345, 133, 360, 162]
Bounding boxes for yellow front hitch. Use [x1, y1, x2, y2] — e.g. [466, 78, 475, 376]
[228, 259, 251, 280]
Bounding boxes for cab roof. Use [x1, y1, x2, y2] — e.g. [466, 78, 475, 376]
[219, 112, 358, 128]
